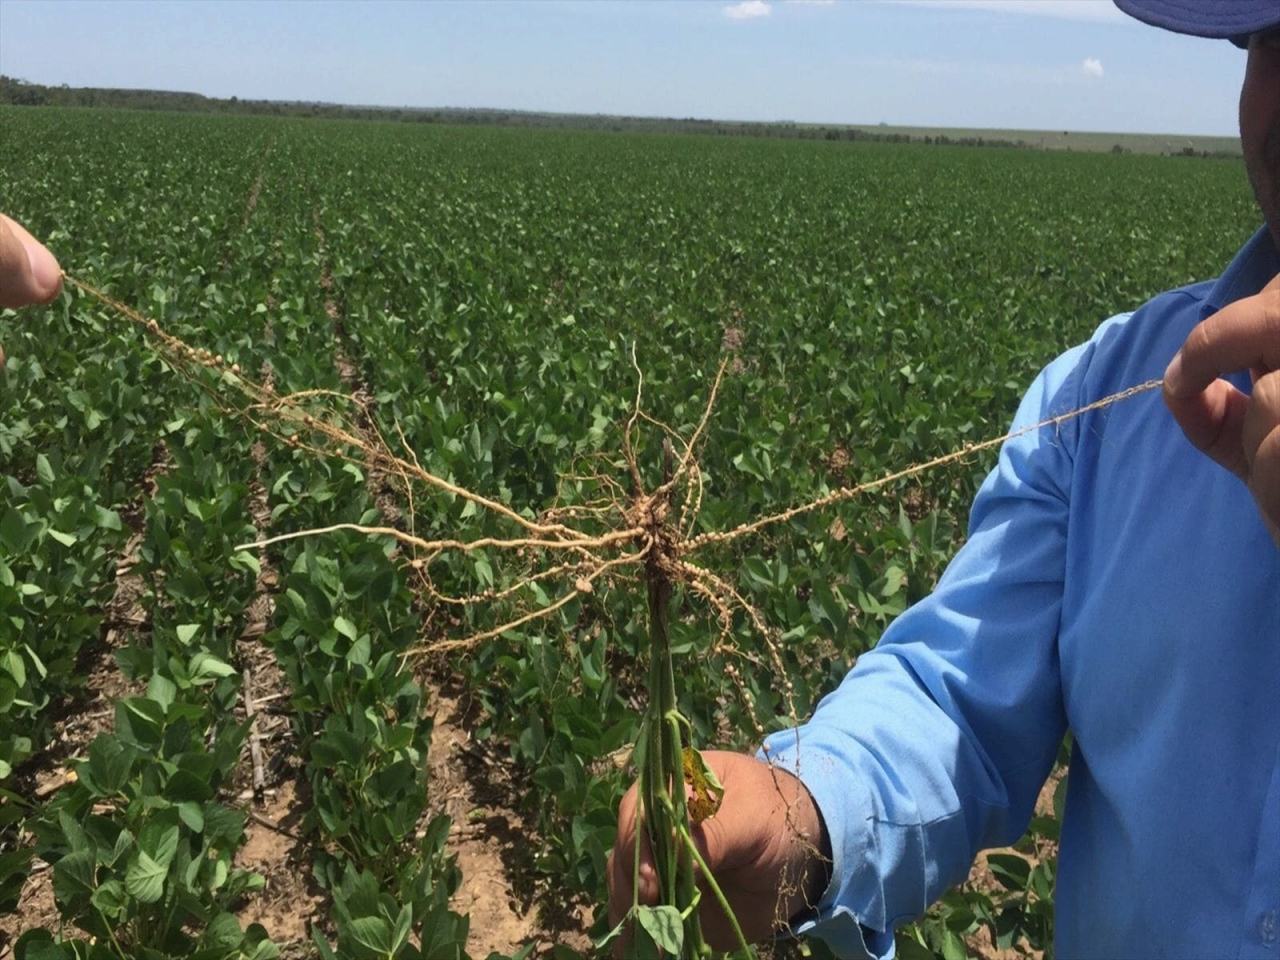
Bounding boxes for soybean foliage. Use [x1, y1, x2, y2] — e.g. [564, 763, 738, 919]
[0, 106, 1257, 958]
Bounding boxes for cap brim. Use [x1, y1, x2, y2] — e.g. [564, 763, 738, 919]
[1115, 0, 1280, 41]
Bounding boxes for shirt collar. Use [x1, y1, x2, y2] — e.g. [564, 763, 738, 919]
[1204, 225, 1280, 313]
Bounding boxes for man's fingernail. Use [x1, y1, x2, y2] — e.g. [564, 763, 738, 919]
[1163, 351, 1184, 396]
[24, 240, 62, 300]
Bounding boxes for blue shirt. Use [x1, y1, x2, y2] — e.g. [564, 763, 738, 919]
[763, 226, 1280, 959]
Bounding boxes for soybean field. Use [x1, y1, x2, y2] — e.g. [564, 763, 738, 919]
[0, 106, 1259, 959]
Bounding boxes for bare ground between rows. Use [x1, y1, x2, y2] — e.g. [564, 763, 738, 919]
[424, 671, 594, 957]
[314, 216, 591, 955]
[231, 351, 331, 945]
[230, 299, 334, 946]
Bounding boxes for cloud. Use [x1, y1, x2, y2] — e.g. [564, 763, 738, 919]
[723, 0, 771, 19]
[786, 0, 837, 5]
[857, 54, 1110, 87]
[893, 1, 1125, 25]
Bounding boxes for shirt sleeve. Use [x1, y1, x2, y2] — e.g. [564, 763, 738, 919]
[759, 341, 1090, 959]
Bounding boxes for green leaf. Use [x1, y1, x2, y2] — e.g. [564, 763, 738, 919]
[336, 867, 382, 919]
[166, 768, 214, 804]
[0, 510, 30, 553]
[987, 852, 1032, 891]
[334, 616, 358, 642]
[178, 801, 205, 833]
[2, 652, 24, 689]
[22, 644, 46, 680]
[35, 454, 54, 485]
[147, 673, 177, 711]
[635, 904, 684, 954]
[139, 820, 180, 867]
[117, 697, 165, 748]
[593, 917, 627, 951]
[347, 634, 371, 666]
[91, 878, 127, 918]
[190, 652, 236, 683]
[51, 848, 96, 906]
[47, 529, 77, 548]
[86, 736, 134, 795]
[176, 623, 200, 644]
[473, 554, 493, 588]
[106, 829, 134, 868]
[94, 506, 122, 531]
[231, 550, 261, 576]
[311, 929, 340, 960]
[202, 911, 244, 950]
[347, 916, 394, 955]
[391, 905, 412, 954]
[880, 563, 907, 598]
[57, 810, 89, 852]
[14, 929, 63, 960]
[202, 804, 246, 845]
[125, 849, 167, 903]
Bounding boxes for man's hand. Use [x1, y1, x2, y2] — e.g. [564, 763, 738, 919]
[0, 213, 63, 370]
[1165, 272, 1280, 546]
[606, 749, 830, 953]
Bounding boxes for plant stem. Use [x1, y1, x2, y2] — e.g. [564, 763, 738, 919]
[645, 598, 674, 905]
[673, 816, 751, 957]
[97, 906, 128, 960]
[639, 439, 709, 957]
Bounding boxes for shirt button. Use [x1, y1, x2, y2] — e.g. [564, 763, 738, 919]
[1260, 910, 1277, 945]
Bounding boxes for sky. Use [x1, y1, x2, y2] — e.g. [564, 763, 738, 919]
[0, 0, 1249, 136]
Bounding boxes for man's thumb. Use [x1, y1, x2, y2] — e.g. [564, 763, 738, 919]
[0, 215, 61, 310]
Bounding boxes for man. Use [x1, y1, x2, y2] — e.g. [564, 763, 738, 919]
[610, 1, 1280, 957]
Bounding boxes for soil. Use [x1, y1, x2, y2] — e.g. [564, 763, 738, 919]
[427, 682, 538, 954]
[425, 675, 593, 957]
[722, 316, 747, 376]
[901, 484, 934, 523]
[242, 164, 266, 228]
[229, 311, 331, 944]
[234, 778, 326, 942]
[234, 342, 285, 803]
[0, 863, 58, 945]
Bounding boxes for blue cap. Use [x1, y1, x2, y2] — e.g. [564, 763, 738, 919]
[1115, 0, 1280, 45]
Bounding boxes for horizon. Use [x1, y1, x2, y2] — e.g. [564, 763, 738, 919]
[0, 73, 1245, 144]
[0, 0, 1249, 138]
